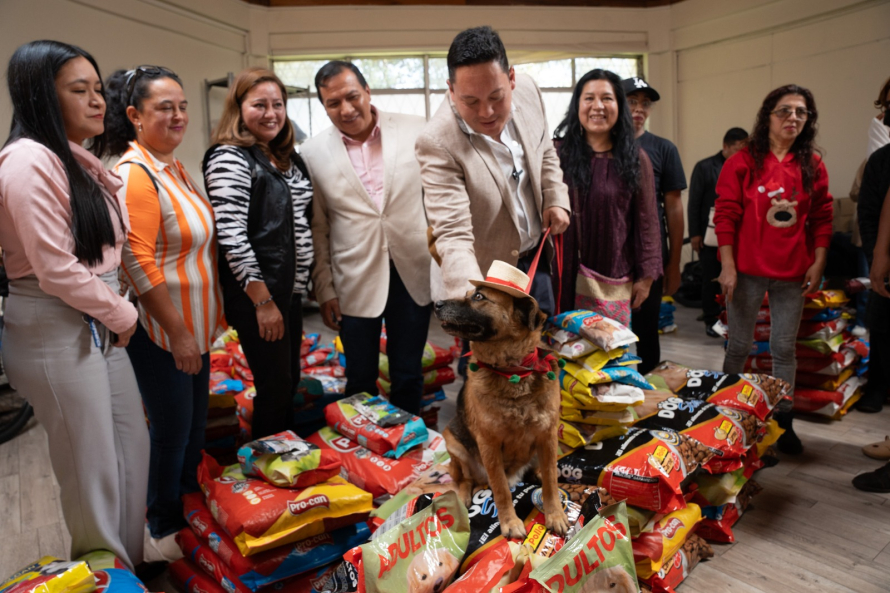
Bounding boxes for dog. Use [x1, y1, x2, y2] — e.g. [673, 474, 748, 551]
[580, 565, 638, 593]
[434, 283, 569, 540]
[405, 547, 460, 593]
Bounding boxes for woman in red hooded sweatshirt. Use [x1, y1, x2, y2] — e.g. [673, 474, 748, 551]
[715, 84, 833, 456]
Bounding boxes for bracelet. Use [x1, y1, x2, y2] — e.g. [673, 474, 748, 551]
[253, 296, 274, 308]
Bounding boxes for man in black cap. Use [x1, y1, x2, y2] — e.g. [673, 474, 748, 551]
[622, 76, 686, 375]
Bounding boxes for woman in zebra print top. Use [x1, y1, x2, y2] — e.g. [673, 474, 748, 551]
[203, 67, 314, 439]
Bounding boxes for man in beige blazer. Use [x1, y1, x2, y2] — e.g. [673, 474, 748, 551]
[416, 26, 571, 319]
[302, 61, 432, 414]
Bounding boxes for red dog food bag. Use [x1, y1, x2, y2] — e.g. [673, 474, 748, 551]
[343, 491, 470, 593]
[443, 540, 517, 593]
[639, 534, 713, 593]
[557, 428, 713, 515]
[198, 452, 372, 556]
[528, 502, 639, 593]
[237, 430, 341, 489]
[645, 361, 788, 421]
[324, 394, 428, 458]
[168, 558, 228, 593]
[632, 503, 702, 579]
[306, 427, 447, 499]
[633, 397, 763, 474]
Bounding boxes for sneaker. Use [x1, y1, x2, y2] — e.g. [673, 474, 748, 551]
[705, 325, 720, 338]
[143, 526, 183, 563]
[852, 463, 890, 493]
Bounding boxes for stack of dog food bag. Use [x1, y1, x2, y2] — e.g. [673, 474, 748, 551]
[544, 310, 652, 450]
[169, 429, 374, 593]
[377, 328, 456, 427]
[721, 289, 870, 418]
[208, 329, 252, 461]
[1, 551, 149, 593]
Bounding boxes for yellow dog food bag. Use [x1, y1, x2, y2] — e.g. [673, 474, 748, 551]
[0, 558, 95, 593]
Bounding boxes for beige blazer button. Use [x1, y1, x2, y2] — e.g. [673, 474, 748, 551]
[511, 249, 519, 256]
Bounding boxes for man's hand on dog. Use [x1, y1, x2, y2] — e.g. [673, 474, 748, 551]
[543, 207, 571, 235]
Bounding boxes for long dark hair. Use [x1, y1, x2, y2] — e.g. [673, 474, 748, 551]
[554, 69, 641, 196]
[748, 84, 821, 194]
[104, 66, 183, 157]
[4, 40, 119, 267]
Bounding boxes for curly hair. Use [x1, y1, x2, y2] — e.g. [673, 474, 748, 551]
[748, 84, 821, 194]
[104, 66, 183, 157]
[554, 68, 640, 196]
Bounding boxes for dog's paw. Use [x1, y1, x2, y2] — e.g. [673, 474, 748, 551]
[457, 482, 473, 508]
[499, 515, 527, 540]
[545, 508, 570, 536]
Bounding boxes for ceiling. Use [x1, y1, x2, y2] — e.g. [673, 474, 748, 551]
[240, 1, 681, 7]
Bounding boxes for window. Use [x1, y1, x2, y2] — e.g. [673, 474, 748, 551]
[274, 55, 640, 141]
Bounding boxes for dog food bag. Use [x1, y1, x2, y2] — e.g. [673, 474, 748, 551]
[168, 559, 228, 593]
[76, 552, 147, 593]
[551, 311, 639, 352]
[182, 492, 370, 591]
[634, 398, 762, 474]
[560, 407, 634, 427]
[745, 348, 858, 376]
[557, 420, 627, 449]
[562, 365, 653, 391]
[798, 318, 847, 341]
[632, 503, 701, 579]
[690, 467, 749, 507]
[793, 376, 864, 417]
[695, 479, 762, 544]
[529, 502, 638, 593]
[561, 382, 645, 412]
[804, 289, 849, 309]
[796, 368, 855, 391]
[0, 559, 95, 593]
[557, 428, 712, 514]
[306, 426, 448, 499]
[645, 361, 788, 421]
[198, 452, 373, 556]
[442, 540, 519, 593]
[379, 355, 457, 391]
[639, 534, 713, 593]
[343, 491, 470, 593]
[237, 431, 341, 489]
[605, 351, 643, 368]
[325, 393, 428, 458]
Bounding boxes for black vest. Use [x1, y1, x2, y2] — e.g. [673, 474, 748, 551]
[203, 144, 311, 311]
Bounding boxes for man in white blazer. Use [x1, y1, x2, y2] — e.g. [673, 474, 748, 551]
[302, 61, 432, 414]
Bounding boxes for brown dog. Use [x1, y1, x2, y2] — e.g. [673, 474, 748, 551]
[434, 285, 569, 539]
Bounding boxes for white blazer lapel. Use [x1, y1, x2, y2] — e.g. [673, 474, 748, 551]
[327, 127, 378, 211]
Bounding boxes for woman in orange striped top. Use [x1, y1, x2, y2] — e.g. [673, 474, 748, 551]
[105, 65, 225, 561]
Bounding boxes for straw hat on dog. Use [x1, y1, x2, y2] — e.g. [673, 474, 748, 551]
[470, 260, 537, 305]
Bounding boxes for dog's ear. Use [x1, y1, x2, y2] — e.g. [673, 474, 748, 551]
[514, 296, 546, 332]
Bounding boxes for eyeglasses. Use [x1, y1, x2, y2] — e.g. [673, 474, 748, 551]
[627, 97, 652, 110]
[771, 106, 811, 120]
[125, 65, 171, 106]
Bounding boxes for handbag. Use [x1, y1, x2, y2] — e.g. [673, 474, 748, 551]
[703, 206, 718, 247]
[555, 189, 633, 325]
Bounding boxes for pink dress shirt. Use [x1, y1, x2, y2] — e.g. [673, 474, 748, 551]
[0, 138, 138, 333]
[340, 110, 384, 210]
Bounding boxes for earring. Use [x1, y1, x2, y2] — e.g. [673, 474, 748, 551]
[138, 123, 143, 132]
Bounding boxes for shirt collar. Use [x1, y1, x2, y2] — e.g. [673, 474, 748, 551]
[452, 99, 516, 139]
[69, 140, 123, 196]
[339, 105, 381, 145]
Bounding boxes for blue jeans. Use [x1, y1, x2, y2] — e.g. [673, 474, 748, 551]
[126, 323, 209, 538]
[339, 264, 431, 415]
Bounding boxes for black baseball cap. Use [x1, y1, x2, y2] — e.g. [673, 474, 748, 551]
[622, 77, 660, 102]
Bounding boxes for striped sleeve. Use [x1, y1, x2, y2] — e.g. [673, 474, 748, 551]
[119, 162, 164, 295]
[204, 145, 264, 288]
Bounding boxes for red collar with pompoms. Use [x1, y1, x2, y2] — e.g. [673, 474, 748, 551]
[465, 347, 564, 383]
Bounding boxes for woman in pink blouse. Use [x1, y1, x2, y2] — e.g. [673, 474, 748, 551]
[0, 41, 149, 569]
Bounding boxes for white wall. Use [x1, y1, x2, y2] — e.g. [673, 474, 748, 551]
[0, 0, 249, 176]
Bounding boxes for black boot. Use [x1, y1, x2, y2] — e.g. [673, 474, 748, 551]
[774, 410, 803, 455]
[855, 389, 885, 414]
[852, 462, 890, 493]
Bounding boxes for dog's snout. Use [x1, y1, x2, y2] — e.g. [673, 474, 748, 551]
[434, 300, 446, 311]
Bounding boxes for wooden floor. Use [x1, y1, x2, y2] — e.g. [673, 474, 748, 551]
[1, 303, 889, 592]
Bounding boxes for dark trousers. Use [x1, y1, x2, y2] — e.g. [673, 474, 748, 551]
[126, 324, 209, 538]
[635, 275, 663, 375]
[865, 293, 890, 399]
[340, 265, 432, 415]
[700, 246, 723, 326]
[458, 249, 555, 378]
[226, 296, 302, 439]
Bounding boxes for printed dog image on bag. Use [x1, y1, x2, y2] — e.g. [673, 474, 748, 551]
[406, 548, 460, 593]
[578, 565, 638, 593]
